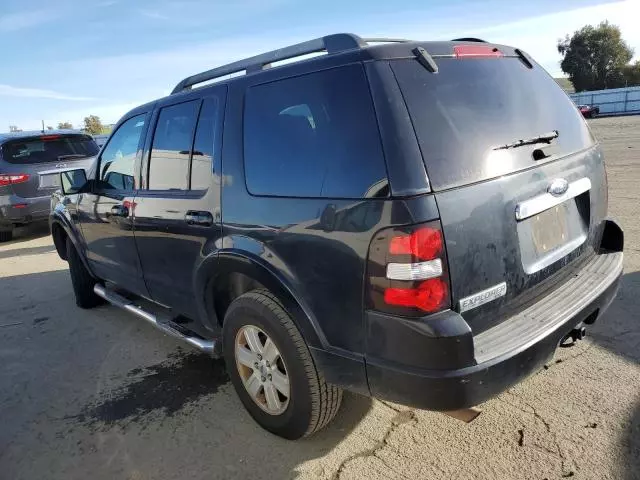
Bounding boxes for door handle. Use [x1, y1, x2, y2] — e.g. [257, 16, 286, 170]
[185, 211, 213, 226]
[110, 204, 129, 218]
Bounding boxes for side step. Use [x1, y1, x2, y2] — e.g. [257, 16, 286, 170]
[93, 284, 218, 355]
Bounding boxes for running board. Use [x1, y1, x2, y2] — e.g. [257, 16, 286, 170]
[93, 284, 218, 355]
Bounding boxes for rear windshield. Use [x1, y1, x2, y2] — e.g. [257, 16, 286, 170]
[391, 57, 594, 190]
[0, 134, 99, 164]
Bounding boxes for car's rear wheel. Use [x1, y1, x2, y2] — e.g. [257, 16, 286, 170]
[223, 289, 342, 439]
[66, 239, 104, 309]
[0, 228, 13, 243]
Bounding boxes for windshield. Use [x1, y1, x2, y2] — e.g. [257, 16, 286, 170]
[391, 57, 595, 190]
[0, 134, 99, 165]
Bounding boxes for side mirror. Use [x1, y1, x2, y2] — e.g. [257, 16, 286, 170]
[60, 169, 88, 195]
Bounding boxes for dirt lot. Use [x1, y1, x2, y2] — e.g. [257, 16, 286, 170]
[1, 116, 639, 480]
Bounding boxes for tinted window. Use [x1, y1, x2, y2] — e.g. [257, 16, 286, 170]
[1, 135, 99, 164]
[149, 100, 199, 191]
[191, 98, 218, 190]
[244, 64, 388, 198]
[392, 57, 595, 190]
[100, 114, 146, 190]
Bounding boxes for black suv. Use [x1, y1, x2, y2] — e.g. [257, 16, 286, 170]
[46, 34, 624, 439]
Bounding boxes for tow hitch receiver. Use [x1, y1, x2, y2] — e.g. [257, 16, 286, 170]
[560, 326, 587, 348]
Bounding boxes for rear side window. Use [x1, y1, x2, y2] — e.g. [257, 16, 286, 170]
[391, 57, 595, 190]
[243, 64, 388, 198]
[149, 100, 200, 191]
[1, 134, 99, 164]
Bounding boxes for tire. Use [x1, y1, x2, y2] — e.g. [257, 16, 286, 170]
[223, 289, 342, 439]
[66, 239, 103, 309]
[0, 229, 13, 243]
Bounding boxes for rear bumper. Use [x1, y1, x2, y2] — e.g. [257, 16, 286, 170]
[0, 194, 51, 227]
[365, 249, 623, 411]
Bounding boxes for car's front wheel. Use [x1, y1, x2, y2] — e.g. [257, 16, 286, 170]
[223, 289, 342, 439]
[66, 239, 104, 309]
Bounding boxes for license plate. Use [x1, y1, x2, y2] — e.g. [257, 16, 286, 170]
[39, 173, 60, 189]
[530, 204, 570, 255]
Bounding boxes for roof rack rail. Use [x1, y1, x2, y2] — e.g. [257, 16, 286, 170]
[362, 37, 410, 44]
[171, 33, 376, 94]
[451, 37, 487, 42]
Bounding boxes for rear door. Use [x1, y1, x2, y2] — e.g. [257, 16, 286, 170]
[0, 134, 99, 198]
[133, 89, 225, 320]
[391, 50, 605, 333]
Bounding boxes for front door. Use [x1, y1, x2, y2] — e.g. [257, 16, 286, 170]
[133, 91, 225, 320]
[78, 113, 149, 297]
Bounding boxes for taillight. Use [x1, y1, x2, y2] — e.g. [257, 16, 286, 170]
[389, 227, 442, 260]
[367, 221, 451, 316]
[0, 174, 30, 187]
[384, 278, 448, 312]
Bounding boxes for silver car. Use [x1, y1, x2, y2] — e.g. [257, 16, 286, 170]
[0, 130, 99, 242]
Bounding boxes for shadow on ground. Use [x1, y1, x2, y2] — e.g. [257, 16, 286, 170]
[0, 244, 55, 259]
[10, 222, 50, 242]
[589, 271, 640, 365]
[588, 272, 640, 480]
[623, 401, 640, 480]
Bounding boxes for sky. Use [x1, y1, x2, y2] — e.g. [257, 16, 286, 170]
[1, 0, 638, 130]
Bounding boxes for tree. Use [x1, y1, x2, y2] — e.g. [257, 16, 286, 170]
[557, 21, 633, 92]
[622, 61, 640, 87]
[9, 125, 22, 132]
[83, 115, 103, 135]
[47, 126, 53, 130]
[57, 121, 73, 129]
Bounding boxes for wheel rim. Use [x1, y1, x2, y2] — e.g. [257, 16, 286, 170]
[234, 325, 290, 415]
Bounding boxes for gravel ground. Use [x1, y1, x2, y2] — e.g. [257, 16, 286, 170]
[0, 116, 639, 480]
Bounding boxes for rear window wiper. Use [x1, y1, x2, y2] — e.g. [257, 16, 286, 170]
[57, 154, 89, 160]
[494, 130, 559, 150]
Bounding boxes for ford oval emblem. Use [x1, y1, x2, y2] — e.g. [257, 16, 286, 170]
[548, 178, 569, 197]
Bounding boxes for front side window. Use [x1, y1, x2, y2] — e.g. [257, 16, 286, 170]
[148, 100, 200, 191]
[243, 64, 388, 198]
[100, 114, 146, 190]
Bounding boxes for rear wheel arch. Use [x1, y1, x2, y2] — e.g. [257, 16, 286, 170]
[200, 253, 326, 350]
